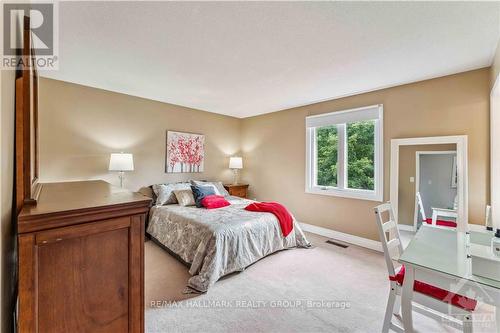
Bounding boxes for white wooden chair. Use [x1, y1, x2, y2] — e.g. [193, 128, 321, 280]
[375, 202, 475, 333]
[416, 192, 427, 224]
[431, 207, 458, 226]
[416, 192, 457, 228]
[432, 194, 458, 226]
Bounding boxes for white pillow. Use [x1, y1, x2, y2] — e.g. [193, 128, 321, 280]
[173, 189, 196, 206]
[201, 184, 219, 195]
[152, 182, 191, 205]
[190, 180, 229, 197]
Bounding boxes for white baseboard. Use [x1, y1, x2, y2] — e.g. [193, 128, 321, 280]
[299, 222, 382, 252]
[398, 224, 416, 232]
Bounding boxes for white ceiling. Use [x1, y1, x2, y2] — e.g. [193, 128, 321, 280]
[41, 1, 500, 118]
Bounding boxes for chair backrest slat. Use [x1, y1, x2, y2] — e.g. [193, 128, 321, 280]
[386, 238, 401, 251]
[374, 202, 404, 277]
[416, 192, 426, 221]
[382, 220, 397, 233]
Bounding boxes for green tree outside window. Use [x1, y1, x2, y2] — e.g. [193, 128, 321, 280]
[347, 120, 375, 190]
[315, 120, 375, 190]
[316, 126, 338, 187]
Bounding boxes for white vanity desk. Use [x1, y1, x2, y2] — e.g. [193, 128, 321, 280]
[399, 225, 500, 332]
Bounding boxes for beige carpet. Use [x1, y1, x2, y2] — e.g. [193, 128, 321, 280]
[145, 232, 496, 333]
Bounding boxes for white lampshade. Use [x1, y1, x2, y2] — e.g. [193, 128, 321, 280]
[109, 153, 134, 171]
[229, 156, 243, 169]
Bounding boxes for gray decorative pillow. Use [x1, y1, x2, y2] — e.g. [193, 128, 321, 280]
[190, 180, 230, 197]
[173, 189, 196, 206]
[152, 182, 191, 205]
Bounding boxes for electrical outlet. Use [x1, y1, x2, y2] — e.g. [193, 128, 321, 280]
[409, 177, 414, 183]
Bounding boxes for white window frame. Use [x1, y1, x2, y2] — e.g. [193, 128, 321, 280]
[305, 104, 384, 201]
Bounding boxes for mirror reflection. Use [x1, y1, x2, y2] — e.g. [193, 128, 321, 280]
[398, 143, 458, 233]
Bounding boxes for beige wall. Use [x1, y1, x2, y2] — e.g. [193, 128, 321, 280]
[39, 78, 241, 191]
[241, 68, 490, 241]
[1, 69, 15, 333]
[398, 144, 456, 227]
[40, 68, 491, 242]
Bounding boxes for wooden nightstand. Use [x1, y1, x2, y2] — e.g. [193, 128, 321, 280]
[224, 184, 249, 198]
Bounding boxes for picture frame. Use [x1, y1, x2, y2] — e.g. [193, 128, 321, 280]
[165, 131, 205, 173]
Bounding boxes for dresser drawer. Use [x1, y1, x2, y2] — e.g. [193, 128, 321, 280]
[224, 184, 249, 198]
[18, 214, 145, 333]
[231, 188, 247, 198]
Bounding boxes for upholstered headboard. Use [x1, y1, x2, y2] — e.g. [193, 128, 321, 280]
[138, 186, 156, 201]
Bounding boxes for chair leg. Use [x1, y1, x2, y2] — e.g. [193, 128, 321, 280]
[393, 293, 401, 316]
[383, 287, 397, 333]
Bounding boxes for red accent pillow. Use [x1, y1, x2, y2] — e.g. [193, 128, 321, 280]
[201, 195, 230, 209]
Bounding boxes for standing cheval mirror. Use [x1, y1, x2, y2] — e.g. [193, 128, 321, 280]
[390, 135, 468, 233]
[15, 16, 41, 214]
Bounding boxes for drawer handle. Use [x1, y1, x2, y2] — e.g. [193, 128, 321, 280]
[39, 238, 63, 245]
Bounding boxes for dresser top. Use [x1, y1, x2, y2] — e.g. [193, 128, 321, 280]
[18, 180, 151, 232]
[223, 184, 249, 188]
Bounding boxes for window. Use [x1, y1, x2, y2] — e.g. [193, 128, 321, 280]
[306, 105, 383, 201]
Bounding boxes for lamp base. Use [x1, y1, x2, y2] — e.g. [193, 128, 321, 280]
[118, 171, 125, 188]
[232, 169, 240, 185]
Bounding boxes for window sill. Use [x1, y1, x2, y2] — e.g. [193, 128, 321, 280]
[305, 187, 383, 202]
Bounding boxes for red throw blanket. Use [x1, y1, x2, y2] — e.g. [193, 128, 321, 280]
[244, 202, 293, 237]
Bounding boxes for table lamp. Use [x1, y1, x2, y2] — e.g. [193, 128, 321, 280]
[109, 153, 134, 187]
[229, 156, 243, 184]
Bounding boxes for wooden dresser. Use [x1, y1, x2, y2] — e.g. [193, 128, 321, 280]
[17, 180, 151, 333]
[223, 184, 249, 198]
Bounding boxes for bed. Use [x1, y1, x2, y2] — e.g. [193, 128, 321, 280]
[146, 196, 310, 292]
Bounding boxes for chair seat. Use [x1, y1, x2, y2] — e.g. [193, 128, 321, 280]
[424, 218, 457, 228]
[389, 265, 477, 311]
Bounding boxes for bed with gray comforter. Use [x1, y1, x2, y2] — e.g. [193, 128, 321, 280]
[146, 196, 310, 292]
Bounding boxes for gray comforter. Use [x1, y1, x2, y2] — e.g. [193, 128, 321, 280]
[146, 197, 310, 292]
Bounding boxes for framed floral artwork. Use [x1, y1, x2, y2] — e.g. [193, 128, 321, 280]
[165, 131, 205, 173]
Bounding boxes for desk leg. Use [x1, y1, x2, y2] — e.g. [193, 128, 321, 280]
[401, 265, 414, 333]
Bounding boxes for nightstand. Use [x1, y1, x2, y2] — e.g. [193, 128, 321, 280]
[224, 184, 249, 198]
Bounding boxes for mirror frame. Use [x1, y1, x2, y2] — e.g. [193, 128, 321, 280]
[390, 135, 468, 232]
[15, 16, 41, 213]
